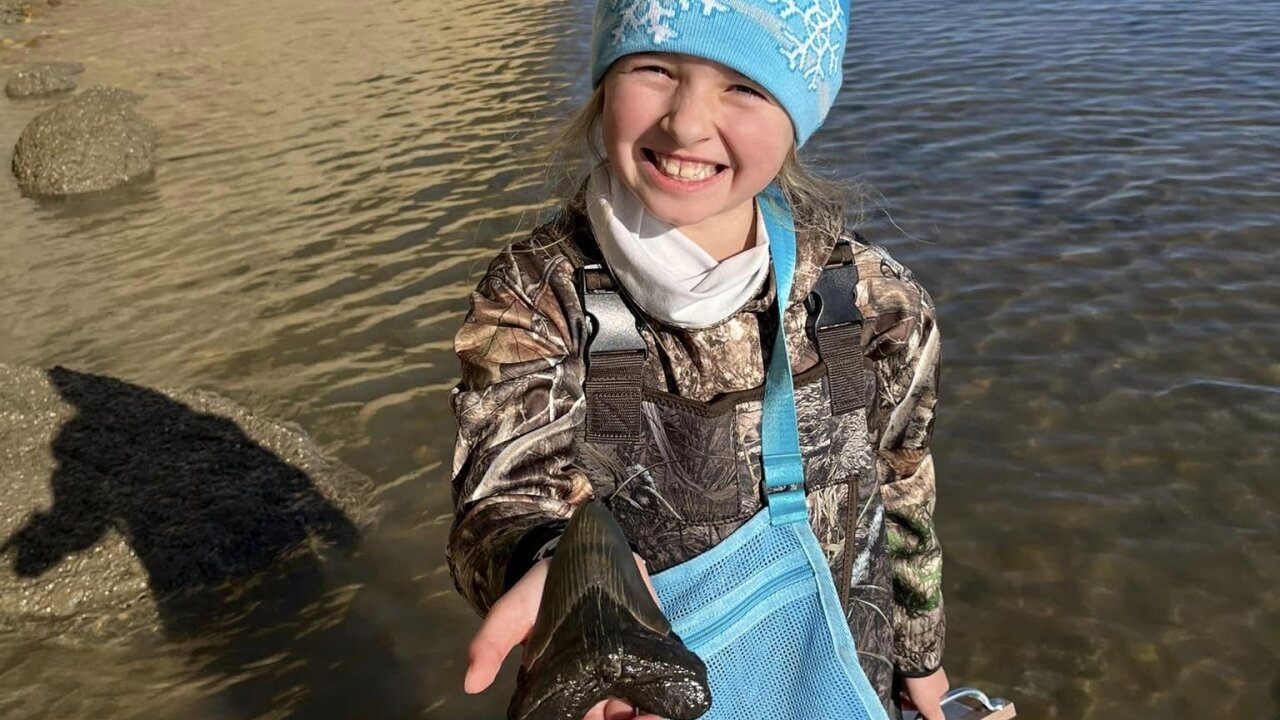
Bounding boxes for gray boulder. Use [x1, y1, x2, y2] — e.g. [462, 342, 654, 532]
[11, 86, 158, 197]
[0, 364, 379, 639]
[5, 61, 84, 99]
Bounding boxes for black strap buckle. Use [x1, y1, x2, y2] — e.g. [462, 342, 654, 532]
[805, 239, 867, 414]
[577, 264, 647, 358]
[806, 242, 864, 333]
[576, 264, 647, 443]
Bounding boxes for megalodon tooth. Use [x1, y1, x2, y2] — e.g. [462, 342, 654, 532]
[508, 500, 711, 720]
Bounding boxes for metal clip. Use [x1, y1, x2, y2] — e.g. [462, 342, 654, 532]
[902, 687, 1017, 720]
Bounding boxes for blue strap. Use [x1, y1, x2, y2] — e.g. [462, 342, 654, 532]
[758, 187, 807, 526]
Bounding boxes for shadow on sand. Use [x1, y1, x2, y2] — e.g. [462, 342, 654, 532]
[2, 367, 422, 717]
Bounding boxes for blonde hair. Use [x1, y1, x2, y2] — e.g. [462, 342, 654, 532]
[544, 84, 859, 240]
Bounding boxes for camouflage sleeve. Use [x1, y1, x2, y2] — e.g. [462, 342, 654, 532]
[445, 244, 594, 616]
[864, 246, 945, 676]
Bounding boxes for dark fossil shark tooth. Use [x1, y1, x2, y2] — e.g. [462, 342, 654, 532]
[508, 500, 711, 720]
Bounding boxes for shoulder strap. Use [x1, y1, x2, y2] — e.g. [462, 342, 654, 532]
[807, 236, 866, 415]
[759, 187, 808, 526]
[577, 264, 646, 444]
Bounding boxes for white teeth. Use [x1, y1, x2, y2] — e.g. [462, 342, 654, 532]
[654, 152, 717, 181]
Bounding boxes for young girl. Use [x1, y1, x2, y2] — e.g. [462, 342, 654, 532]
[448, 2, 947, 718]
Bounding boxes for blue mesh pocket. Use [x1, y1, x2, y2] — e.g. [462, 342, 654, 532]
[651, 509, 887, 720]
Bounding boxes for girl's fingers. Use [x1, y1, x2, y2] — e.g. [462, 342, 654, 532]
[633, 553, 659, 606]
[463, 598, 523, 692]
[463, 632, 507, 694]
[463, 561, 549, 694]
[584, 697, 663, 720]
[601, 698, 632, 720]
[601, 698, 645, 720]
[582, 699, 608, 720]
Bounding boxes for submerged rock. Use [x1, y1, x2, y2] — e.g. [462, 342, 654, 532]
[11, 86, 158, 197]
[0, 364, 379, 639]
[1, 1, 30, 24]
[5, 61, 84, 99]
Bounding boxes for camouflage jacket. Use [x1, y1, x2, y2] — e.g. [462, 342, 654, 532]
[447, 195, 945, 700]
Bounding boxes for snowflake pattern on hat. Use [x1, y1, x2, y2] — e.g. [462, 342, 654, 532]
[607, 0, 845, 92]
[610, 1, 730, 44]
[767, 0, 845, 90]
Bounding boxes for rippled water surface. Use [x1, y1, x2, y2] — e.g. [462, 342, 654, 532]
[0, 0, 1276, 718]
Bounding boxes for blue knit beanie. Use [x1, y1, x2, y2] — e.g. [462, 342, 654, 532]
[591, 0, 851, 147]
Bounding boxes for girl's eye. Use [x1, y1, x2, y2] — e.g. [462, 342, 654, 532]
[636, 65, 671, 76]
[731, 84, 764, 98]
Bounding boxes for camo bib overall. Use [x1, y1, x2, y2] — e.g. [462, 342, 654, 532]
[572, 188, 892, 719]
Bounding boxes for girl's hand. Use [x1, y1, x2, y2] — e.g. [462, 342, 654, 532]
[464, 554, 662, 720]
[899, 666, 949, 720]
[583, 698, 663, 720]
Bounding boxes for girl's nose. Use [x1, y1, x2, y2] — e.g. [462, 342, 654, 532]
[660, 88, 714, 147]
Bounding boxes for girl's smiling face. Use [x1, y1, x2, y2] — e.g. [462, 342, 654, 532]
[601, 53, 795, 244]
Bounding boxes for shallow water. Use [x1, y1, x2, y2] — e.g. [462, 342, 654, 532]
[0, 0, 1276, 718]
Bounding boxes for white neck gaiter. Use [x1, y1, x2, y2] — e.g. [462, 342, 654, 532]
[585, 166, 771, 329]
